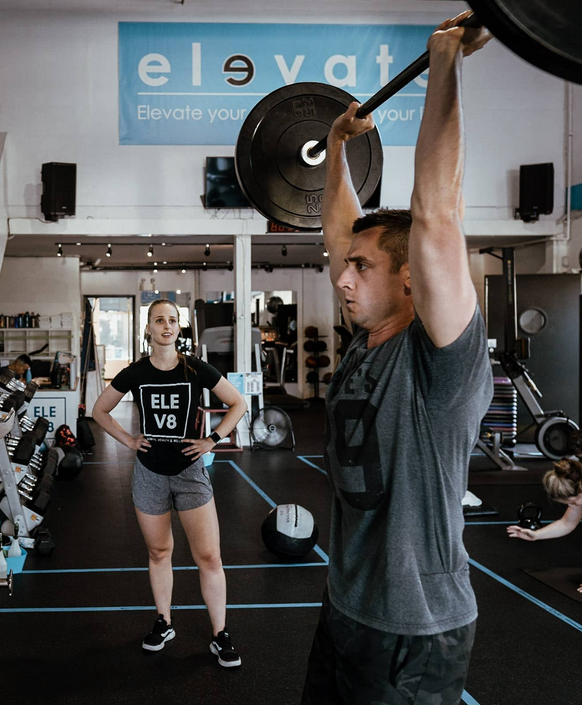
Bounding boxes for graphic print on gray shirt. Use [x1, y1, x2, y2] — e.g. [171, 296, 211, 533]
[324, 306, 493, 635]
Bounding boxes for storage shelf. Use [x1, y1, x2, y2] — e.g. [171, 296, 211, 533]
[0, 329, 73, 358]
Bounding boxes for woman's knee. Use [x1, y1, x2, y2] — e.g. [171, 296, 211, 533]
[148, 545, 173, 564]
[196, 550, 223, 573]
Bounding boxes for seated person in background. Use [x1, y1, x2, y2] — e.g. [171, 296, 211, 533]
[0, 354, 32, 383]
[507, 457, 582, 593]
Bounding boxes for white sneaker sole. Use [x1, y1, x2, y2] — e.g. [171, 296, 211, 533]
[209, 642, 242, 667]
[142, 629, 175, 652]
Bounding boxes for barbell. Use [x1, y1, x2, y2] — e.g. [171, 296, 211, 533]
[234, 1, 582, 231]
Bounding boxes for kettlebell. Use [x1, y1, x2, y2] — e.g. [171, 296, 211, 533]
[517, 503, 542, 531]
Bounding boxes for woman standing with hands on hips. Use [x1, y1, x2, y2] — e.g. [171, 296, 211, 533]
[93, 299, 247, 666]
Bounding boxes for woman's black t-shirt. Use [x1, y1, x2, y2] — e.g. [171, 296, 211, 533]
[111, 356, 222, 476]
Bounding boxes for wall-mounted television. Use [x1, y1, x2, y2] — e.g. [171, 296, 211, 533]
[205, 157, 250, 208]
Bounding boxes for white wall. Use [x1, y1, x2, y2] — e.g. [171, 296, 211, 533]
[0, 9, 568, 228]
[0, 256, 81, 356]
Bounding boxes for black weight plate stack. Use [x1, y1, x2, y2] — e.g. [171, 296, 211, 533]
[480, 374, 517, 445]
[235, 82, 383, 230]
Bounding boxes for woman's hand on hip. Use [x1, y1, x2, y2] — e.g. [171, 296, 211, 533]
[127, 434, 152, 452]
[181, 437, 216, 460]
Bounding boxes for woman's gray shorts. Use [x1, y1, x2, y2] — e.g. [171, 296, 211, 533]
[132, 456, 214, 515]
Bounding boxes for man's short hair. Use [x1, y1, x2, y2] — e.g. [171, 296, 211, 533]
[16, 354, 32, 367]
[352, 209, 412, 274]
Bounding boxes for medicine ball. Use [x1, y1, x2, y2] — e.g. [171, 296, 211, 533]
[304, 326, 319, 339]
[305, 356, 318, 368]
[261, 504, 319, 559]
[306, 371, 318, 383]
[317, 355, 331, 368]
[303, 340, 315, 352]
[56, 445, 84, 481]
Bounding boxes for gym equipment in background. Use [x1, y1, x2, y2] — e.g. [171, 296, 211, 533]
[517, 503, 543, 531]
[261, 504, 319, 559]
[235, 6, 582, 230]
[480, 247, 579, 467]
[0, 375, 59, 555]
[250, 406, 295, 451]
[303, 326, 330, 400]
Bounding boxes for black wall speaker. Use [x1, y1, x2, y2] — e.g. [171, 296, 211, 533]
[518, 162, 554, 223]
[41, 162, 76, 222]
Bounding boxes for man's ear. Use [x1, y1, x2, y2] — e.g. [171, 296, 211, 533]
[401, 263, 412, 296]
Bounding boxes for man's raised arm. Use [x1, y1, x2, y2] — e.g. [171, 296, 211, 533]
[323, 103, 375, 296]
[409, 12, 491, 348]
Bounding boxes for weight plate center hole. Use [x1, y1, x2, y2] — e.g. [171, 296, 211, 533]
[300, 140, 326, 167]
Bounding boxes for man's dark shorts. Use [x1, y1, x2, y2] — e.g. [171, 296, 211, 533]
[302, 588, 476, 705]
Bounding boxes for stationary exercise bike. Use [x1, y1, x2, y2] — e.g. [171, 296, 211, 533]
[477, 247, 578, 470]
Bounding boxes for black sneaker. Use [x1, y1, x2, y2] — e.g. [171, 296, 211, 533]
[209, 628, 241, 667]
[142, 614, 175, 652]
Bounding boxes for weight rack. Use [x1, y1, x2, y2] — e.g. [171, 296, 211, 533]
[0, 371, 57, 563]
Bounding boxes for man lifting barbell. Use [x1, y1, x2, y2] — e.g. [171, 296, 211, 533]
[301, 13, 494, 705]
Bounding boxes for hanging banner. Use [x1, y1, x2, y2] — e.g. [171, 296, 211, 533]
[119, 22, 432, 147]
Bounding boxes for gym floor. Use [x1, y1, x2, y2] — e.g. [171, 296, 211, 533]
[1, 400, 580, 705]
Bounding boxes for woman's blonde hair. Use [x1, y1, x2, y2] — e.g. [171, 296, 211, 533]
[543, 458, 582, 501]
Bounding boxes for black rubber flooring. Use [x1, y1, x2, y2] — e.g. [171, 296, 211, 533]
[1, 399, 580, 705]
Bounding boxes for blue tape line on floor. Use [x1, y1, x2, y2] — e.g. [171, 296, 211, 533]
[297, 456, 327, 475]
[0, 602, 323, 614]
[469, 558, 582, 633]
[222, 459, 330, 565]
[461, 691, 481, 705]
[23, 563, 328, 575]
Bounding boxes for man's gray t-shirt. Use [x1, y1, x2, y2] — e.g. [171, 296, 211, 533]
[324, 306, 493, 635]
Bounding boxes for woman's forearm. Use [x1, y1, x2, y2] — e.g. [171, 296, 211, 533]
[531, 517, 576, 540]
[210, 400, 248, 441]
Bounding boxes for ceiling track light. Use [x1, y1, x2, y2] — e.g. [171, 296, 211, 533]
[204, 244, 211, 257]
[57, 244, 63, 257]
[323, 249, 329, 257]
[106, 244, 112, 258]
[281, 245, 288, 257]
[202, 261, 207, 269]
[147, 245, 154, 258]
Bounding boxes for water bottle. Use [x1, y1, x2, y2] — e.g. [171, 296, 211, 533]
[8, 536, 21, 558]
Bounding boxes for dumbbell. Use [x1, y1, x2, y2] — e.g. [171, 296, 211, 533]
[40, 451, 58, 478]
[33, 527, 55, 556]
[17, 486, 51, 516]
[31, 418, 50, 445]
[1, 391, 26, 413]
[20, 417, 34, 432]
[11, 433, 38, 466]
[23, 382, 38, 403]
[0, 369, 24, 392]
[0, 570, 14, 597]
